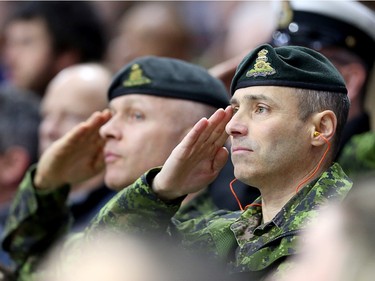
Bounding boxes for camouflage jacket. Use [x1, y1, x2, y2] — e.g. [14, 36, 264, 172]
[85, 162, 352, 279]
[1, 166, 220, 281]
[338, 132, 375, 178]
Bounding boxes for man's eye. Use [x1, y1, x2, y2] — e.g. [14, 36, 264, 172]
[232, 106, 239, 114]
[130, 112, 144, 120]
[255, 106, 267, 114]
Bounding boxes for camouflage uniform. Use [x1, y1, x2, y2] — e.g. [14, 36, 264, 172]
[338, 132, 375, 178]
[1, 166, 221, 281]
[85, 163, 351, 279]
[3, 163, 352, 281]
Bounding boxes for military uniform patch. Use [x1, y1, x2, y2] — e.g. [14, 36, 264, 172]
[123, 64, 151, 87]
[246, 49, 276, 78]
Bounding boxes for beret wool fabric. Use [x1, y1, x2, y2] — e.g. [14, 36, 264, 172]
[230, 43, 347, 96]
[108, 56, 229, 109]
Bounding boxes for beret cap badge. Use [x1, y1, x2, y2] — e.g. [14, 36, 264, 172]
[246, 49, 276, 78]
[123, 64, 151, 87]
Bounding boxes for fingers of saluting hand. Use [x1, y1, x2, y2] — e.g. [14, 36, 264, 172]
[64, 110, 112, 145]
[84, 109, 112, 127]
[210, 106, 233, 149]
[182, 106, 232, 157]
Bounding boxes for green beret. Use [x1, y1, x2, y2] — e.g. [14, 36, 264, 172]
[230, 43, 347, 96]
[108, 56, 229, 109]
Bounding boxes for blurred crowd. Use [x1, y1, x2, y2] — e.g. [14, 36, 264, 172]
[0, 1, 374, 281]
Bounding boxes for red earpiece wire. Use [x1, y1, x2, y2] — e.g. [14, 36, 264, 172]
[230, 178, 244, 211]
[295, 134, 331, 193]
[230, 178, 262, 211]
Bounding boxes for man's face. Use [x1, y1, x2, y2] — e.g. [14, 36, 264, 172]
[226, 86, 311, 187]
[3, 18, 55, 93]
[100, 94, 195, 190]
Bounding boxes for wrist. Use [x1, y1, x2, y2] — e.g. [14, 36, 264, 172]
[33, 169, 64, 190]
[150, 173, 183, 201]
[152, 181, 178, 201]
[144, 167, 184, 201]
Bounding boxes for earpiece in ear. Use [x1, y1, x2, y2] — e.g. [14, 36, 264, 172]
[313, 131, 321, 137]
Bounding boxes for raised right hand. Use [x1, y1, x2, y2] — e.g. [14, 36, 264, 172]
[152, 106, 233, 200]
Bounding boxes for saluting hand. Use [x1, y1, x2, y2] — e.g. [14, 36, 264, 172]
[152, 106, 232, 200]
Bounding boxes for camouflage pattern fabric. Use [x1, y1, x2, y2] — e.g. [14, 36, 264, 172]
[176, 189, 221, 222]
[86, 163, 352, 279]
[1, 168, 220, 281]
[1, 165, 71, 281]
[338, 132, 375, 178]
[2, 163, 352, 281]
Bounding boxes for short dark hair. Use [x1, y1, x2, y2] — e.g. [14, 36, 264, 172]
[295, 88, 350, 159]
[6, 1, 107, 62]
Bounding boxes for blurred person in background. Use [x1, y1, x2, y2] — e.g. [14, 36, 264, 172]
[1, 1, 107, 97]
[0, 87, 40, 269]
[105, 2, 194, 73]
[202, 1, 281, 70]
[90, 1, 134, 40]
[0, 2, 18, 84]
[38, 63, 115, 231]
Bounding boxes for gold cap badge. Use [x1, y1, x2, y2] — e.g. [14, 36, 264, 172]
[123, 64, 151, 87]
[246, 49, 276, 78]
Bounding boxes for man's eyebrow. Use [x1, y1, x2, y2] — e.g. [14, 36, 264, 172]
[230, 94, 271, 104]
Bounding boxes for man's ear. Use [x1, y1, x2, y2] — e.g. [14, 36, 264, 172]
[311, 110, 337, 146]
